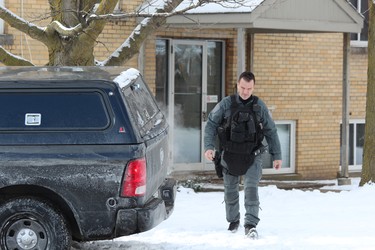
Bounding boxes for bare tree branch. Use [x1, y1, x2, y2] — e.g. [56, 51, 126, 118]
[0, 6, 48, 45]
[81, 0, 118, 42]
[0, 46, 35, 66]
[100, 0, 186, 66]
[46, 21, 83, 37]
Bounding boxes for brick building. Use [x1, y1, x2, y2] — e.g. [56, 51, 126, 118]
[0, 0, 366, 180]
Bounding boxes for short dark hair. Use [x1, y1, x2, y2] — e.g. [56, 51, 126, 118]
[238, 71, 255, 84]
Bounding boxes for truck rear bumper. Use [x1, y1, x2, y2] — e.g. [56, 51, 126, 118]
[115, 178, 176, 236]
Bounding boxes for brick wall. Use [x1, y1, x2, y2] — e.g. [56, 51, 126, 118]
[252, 33, 344, 179]
[3, 0, 50, 65]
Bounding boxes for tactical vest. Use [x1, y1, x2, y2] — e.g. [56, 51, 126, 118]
[217, 95, 264, 175]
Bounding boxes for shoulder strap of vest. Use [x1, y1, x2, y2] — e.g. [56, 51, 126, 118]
[230, 94, 238, 108]
[251, 95, 260, 113]
[229, 94, 239, 117]
[252, 95, 258, 105]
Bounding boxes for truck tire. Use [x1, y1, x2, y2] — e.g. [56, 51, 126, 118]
[0, 197, 71, 250]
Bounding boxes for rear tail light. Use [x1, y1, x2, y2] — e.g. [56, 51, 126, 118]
[121, 158, 147, 197]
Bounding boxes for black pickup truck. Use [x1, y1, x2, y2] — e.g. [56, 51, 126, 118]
[0, 67, 176, 250]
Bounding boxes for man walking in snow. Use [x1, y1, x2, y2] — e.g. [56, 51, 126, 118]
[204, 71, 282, 238]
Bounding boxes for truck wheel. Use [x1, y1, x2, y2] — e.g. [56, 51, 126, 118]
[0, 197, 71, 250]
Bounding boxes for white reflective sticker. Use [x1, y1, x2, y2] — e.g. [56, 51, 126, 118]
[25, 113, 41, 126]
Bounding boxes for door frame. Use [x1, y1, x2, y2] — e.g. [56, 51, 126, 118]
[168, 39, 225, 172]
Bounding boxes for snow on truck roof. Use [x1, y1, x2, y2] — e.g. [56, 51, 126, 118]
[0, 66, 141, 88]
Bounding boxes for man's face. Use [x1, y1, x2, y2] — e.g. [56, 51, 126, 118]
[237, 78, 255, 100]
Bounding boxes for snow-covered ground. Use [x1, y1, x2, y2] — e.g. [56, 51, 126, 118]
[73, 177, 375, 250]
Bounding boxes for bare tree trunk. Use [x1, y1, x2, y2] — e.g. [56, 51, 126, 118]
[360, 0, 375, 186]
[46, 0, 117, 66]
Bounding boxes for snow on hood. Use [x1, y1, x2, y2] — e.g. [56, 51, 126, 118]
[113, 68, 140, 88]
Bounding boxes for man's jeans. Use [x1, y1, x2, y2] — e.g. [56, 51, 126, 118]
[222, 155, 262, 227]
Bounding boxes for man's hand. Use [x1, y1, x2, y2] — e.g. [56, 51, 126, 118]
[204, 149, 215, 161]
[273, 160, 282, 170]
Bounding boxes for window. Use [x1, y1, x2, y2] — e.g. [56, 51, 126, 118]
[350, 0, 369, 46]
[340, 120, 365, 171]
[122, 77, 161, 138]
[262, 121, 296, 174]
[0, 91, 110, 131]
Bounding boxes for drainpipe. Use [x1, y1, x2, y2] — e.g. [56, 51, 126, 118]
[338, 33, 351, 186]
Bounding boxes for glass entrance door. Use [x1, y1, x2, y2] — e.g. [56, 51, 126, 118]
[169, 40, 223, 171]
